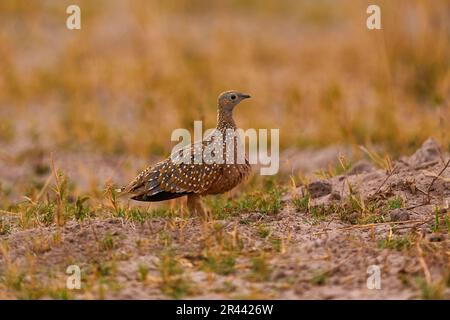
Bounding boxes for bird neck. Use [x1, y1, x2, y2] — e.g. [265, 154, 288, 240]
[216, 108, 236, 131]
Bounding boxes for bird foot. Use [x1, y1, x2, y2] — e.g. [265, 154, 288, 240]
[187, 194, 207, 218]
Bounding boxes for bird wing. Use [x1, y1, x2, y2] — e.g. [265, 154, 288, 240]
[121, 141, 222, 199]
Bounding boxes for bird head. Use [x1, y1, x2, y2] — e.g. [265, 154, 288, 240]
[217, 91, 251, 113]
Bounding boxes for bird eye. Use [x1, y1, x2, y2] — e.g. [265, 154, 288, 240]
[230, 95, 237, 100]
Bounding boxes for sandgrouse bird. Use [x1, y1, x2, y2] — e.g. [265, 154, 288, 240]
[120, 91, 252, 215]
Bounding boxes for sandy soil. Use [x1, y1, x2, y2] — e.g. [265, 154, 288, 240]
[0, 139, 449, 299]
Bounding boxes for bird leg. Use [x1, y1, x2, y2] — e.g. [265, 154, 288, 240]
[187, 194, 206, 217]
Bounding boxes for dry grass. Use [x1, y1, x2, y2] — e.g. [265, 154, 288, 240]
[0, 0, 449, 300]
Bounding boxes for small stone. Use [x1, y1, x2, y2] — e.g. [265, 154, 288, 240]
[273, 271, 288, 280]
[347, 212, 360, 224]
[427, 233, 445, 242]
[347, 160, 375, 176]
[389, 209, 410, 222]
[329, 191, 341, 201]
[307, 180, 332, 198]
[408, 138, 441, 166]
[242, 212, 263, 223]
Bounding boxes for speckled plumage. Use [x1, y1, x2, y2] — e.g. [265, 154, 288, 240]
[120, 91, 252, 215]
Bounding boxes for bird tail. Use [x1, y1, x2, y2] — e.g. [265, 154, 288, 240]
[131, 191, 190, 202]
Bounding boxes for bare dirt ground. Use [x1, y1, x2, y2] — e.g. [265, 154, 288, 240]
[0, 139, 449, 299]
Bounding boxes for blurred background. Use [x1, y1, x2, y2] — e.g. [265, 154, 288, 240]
[0, 0, 449, 198]
[1, 1, 449, 300]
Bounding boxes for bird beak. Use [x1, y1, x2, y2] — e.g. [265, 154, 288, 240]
[239, 93, 251, 99]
